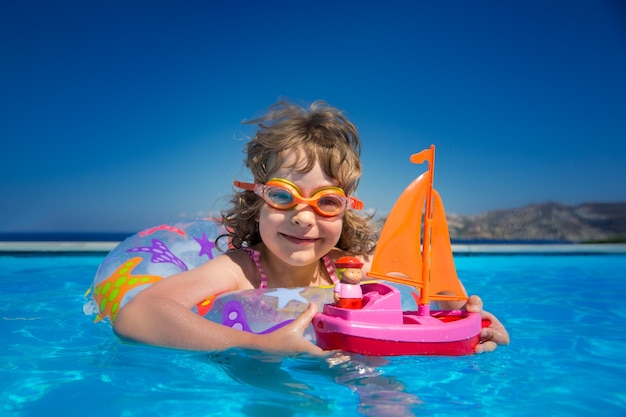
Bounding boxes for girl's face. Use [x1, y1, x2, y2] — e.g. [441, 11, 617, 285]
[257, 150, 344, 268]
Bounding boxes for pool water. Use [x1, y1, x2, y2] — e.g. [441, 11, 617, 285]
[2, 253, 625, 416]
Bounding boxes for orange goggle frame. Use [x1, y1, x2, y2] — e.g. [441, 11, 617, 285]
[234, 178, 363, 217]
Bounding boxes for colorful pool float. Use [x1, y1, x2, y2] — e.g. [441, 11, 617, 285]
[83, 219, 337, 339]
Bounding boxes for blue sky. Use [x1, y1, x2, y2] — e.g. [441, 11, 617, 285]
[1, 1, 625, 233]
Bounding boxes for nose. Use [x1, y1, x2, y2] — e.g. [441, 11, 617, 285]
[290, 204, 316, 226]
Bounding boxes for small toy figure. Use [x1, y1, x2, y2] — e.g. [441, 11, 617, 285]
[334, 256, 364, 309]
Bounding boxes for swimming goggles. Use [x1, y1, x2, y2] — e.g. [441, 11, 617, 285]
[234, 178, 364, 217]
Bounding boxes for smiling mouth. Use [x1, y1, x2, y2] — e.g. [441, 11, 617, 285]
[280, 233, 319, 244]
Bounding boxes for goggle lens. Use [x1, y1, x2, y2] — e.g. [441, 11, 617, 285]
[234, 178, 363, 217]
[310, 192, 346, 215]
[266, 186, 296, 207]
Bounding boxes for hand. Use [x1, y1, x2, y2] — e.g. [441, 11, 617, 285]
[264, 303, 324, 355]
[465, 295, 510, 353]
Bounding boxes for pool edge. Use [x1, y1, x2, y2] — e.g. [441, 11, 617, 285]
[0, 241, 119, 253]
[1, 242, 626, 254]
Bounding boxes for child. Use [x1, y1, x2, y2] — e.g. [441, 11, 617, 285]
[113, 100, 509, 354]
[333, 256, 364, 309]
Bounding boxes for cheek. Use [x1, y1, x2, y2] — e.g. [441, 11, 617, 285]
[255, 200, 279, 222]
[257, 206, 283, 231]
[319, 217, 344, 240]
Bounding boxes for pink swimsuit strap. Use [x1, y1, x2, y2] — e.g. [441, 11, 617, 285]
[242, 247, 268, 289]
[324, 255, 340, 284]
[242, 247, 339, 289]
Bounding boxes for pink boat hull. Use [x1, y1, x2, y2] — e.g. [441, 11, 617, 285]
[313, 283, 482, 356]
[315, 330, 481, 356]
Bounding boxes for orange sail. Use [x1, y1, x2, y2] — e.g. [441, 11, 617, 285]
[367, 172, 428, 288]
[428, 190, 467, 301]
[367, 147, 467, 305]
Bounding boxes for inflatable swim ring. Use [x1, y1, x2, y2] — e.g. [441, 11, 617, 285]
[83, 219, 336, 339]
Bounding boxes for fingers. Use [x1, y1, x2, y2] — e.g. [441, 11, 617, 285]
[482, 314, 510, 344]
[475, 328, 498, 353]
[270, 303, 323, 355]
[474, 324, 511, 353]
[296, 302, 318, 324]
[464, 295, 484, 313]
[293, 304, 323, 355]
[474, 340, 497, 353]
[459, 295, 512, 354]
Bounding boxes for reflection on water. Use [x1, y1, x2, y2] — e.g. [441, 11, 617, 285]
[324, 352, 422, 417]
[208, 350, 422, 416]
[208, 350, 330, 415]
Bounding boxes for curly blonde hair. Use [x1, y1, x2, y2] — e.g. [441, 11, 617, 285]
[219, 100, 375, 255]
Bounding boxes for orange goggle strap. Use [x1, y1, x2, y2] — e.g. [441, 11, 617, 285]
[233, 179, 364, 211]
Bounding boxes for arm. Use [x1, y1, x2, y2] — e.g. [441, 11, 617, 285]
[113, 252, 322, 354]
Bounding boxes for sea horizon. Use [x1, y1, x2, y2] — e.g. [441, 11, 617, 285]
[0, 231, 577, 245]
[0, 231, 135, 242]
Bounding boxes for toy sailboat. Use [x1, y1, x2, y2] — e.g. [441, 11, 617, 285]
[313, 145, 484, 356]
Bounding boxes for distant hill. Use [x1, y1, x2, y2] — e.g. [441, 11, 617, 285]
[2, 202, 624, 244]
[375, 202, 626, 243]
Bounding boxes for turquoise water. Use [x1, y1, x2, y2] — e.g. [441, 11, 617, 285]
[2, 253, 626, 416]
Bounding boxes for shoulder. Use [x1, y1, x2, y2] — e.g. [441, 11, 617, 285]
[186, 248, 260, 291]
